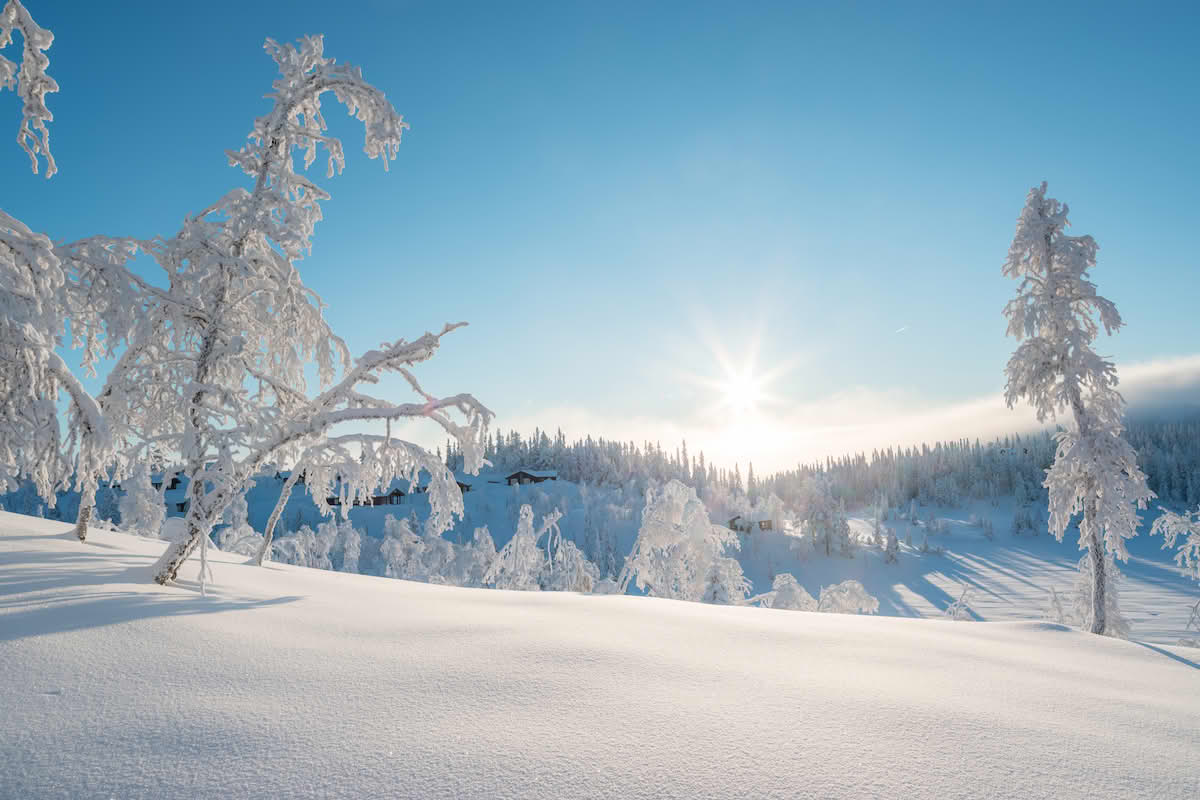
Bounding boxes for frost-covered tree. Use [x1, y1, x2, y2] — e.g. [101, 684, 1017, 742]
[134, 36, 492, 585]
[216, 490, 263, 557]
[272, 523, 332, 570]
[759, 573, 817, 611]
[454, 526, 497, 586]
[618, 479, 740, 602]
[1, 4, 196, 543]
[1043, 586, 1067, 626]
[817, 580, 879, 615]
[542, 538, 600, 593]
[797, 476, 848, 557]
[1150, 506, 1200, 583]
[944, 586, 973, 621]
[700, 556, 750, 605]
[1002, 182, 1153, 636]
[379, 515, 425, 580]
[483, 505, 559, 591]
[884, 527, 899, 563]
[117, 462, 165, 538]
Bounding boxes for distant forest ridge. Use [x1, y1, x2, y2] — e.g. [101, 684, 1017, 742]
[445, 416, 1200, 509]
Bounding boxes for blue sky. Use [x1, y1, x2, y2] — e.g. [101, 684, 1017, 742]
[4, 0, 1198, 471]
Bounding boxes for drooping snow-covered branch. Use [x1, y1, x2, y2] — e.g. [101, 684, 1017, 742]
[0, 0, 57, 176]
[1151, 507, 1200, 582]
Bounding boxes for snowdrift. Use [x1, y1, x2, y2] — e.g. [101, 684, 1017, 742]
[2, 511, 1197, 799]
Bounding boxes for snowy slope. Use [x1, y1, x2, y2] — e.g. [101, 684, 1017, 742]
[2, 511, 1198, 800]
[743, 500, 1200, 645]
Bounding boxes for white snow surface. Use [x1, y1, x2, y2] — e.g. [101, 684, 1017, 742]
[2, 510, 1198, 800]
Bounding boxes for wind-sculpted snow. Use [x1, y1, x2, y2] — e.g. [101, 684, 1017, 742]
[1, 511, 1198, 799]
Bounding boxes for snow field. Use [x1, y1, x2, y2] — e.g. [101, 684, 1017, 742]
[2, 511, 1198, 799]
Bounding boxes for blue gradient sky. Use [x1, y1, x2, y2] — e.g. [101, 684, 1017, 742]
[4, 1, 1198, 471]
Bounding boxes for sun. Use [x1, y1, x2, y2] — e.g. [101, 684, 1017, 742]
[719, 369, 766, 418]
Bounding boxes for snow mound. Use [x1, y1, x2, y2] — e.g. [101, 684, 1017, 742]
[2, 511, 1197, 799]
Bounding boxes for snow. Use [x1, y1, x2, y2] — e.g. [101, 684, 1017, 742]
[2, 509, 1198, 799]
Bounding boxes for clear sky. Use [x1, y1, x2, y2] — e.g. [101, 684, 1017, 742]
[4, 0, 1198, 473]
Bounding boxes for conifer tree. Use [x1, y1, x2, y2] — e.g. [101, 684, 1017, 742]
[1001, 182, 1152, 635]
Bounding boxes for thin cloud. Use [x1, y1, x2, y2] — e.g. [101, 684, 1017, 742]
[394, 354, 1200, 475]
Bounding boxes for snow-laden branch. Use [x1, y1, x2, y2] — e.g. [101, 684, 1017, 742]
[0, 0, 56, 176]
[1151, 507, 1200, 582]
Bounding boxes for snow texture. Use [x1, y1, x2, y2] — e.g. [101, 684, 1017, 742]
[2, 510, 1198, 799]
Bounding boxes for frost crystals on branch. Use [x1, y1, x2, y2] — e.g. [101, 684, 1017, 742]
[1150, 506, 1200, 583]
[0, 0, 57, 176]
[1001, 182, 1153, 636]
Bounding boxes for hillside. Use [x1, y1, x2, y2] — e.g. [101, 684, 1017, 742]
[2, 510, 1198, 799]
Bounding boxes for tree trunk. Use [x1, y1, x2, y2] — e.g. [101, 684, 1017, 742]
[1085, 496, 1106, 635]
[73, 493, 93, 542]
[153, 512, 208, 585]
[256, 470, 301, 566]
[153, 470, 213, 584]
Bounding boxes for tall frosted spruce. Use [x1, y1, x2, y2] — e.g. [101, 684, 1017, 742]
[1002, 182, 1153, 636]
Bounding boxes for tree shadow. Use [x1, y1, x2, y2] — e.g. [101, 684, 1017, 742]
[0, 545, 301, 643]
[1132, 640, 1200, 671]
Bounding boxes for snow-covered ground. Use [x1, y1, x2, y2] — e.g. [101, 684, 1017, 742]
[9, 468, 1199, 644]
[2, 510, 1198, 799]
[747, 503, 1200, 646]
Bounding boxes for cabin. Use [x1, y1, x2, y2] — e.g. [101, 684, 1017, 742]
[151, 472, 181, 492]
[174, 501, 188, 513]
[457, 480, 471, 494]
[376, 488, 406, 506]
[506, 469, 558, 486]
[728, 515, 775, 533]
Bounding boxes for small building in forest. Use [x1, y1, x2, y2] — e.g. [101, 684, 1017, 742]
[505, 470, 558, 486]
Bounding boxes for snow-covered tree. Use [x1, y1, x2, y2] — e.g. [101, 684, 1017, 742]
[884, 527, 899, 563]
[483, 505, 559, 591]
[817, 580, 879, 615]
[212, 489, 261, 556]
[272, 522, 335, 571]
[1, 4, 198, 544]
[700, 556, 750, 605]
[337, 522, 361, 574]
[134, 35, 491, 584]
[379, 515, 424, 579]
[758, 573, 817, 611]
[618, 479, 740, 602]
[117, 463, 165, 538]
[450, 525, 497, 587]
[1043, 586, 1067, 626]
[1150, 506, 1200, 582]
[944, 586, 973, 621]
[797, 476, 850, 557]
[1002, 182, 1153, 635]
[542, 538, 600, 593]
